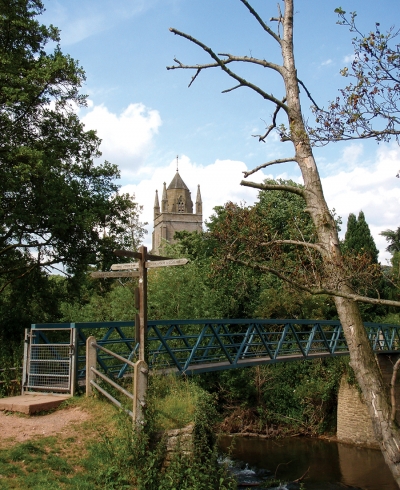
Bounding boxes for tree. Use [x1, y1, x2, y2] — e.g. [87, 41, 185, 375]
[343, 211, 379, 263]
[0, 1, 144, 293]
[311, 9, 400, 145]
[168, 1, 400, 483]
[381, 227, 400, 288]
[381, 228, 400, 255]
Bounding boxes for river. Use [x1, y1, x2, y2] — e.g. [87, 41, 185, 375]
[218, 435, 398, 489]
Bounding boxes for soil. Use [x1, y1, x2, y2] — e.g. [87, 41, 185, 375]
[0, 405, 91, 447]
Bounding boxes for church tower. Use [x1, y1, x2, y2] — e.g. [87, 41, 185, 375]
[152, 161, 203, 255]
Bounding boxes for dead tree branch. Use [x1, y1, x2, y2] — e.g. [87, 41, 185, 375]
[239, 0, 282, 43]
[297, 78, 321, 110]
[228, 255, 400, 308]
[168, 28, 288, 111]
[253, 98, 287, 142]
[240, 180, 306, 198]
[261, 239, 325, 254]
[243, 156, 296, 178]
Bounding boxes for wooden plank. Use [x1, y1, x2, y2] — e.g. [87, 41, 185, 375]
[146, 253, 172, 261]
[113, 249, 141, 259]
[145, 258, 188, 268]
[110, 263, 139, 271]
[113, 249, 171, 261]
[90, 271, 139, 279]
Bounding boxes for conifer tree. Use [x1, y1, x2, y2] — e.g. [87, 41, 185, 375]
[343, 211, 379, 263]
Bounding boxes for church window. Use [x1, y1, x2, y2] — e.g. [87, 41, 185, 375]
[177, 196, 185, 212]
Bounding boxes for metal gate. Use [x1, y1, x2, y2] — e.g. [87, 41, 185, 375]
[22, 328, 77, 395]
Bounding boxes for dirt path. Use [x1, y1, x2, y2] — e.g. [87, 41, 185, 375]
[0, 406, 91, 446]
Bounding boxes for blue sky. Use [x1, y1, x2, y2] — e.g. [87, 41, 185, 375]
[41, 0, 400, 262]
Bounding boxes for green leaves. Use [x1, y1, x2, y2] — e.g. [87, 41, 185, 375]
[0, 1, 146, 296]
[311, 13, 400, 145]
[334, 7, 346, 15]
[343, 211, 379, 263]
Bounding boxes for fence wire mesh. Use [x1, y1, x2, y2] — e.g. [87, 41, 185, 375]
[24, 329, 75, 393]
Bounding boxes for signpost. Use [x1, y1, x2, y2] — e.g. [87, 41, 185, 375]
[90, 271, 139, 278]
[110, 263, 139, 271]
[145, 258, 188, 268]
[111, 246, 188, 428]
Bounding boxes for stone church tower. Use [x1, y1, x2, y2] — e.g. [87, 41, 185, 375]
[152, 167, 203, 255]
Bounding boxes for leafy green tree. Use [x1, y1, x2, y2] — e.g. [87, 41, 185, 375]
[0, 0, 141, 293]
[208, 181, 342, 319]
[0, 270, 67, 346]
[380, 227, 400, 305]
[381, 228, 400, 255]
[343, 211, 379, 263]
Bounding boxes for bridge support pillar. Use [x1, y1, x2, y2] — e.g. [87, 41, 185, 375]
[337, 353, 400, 448]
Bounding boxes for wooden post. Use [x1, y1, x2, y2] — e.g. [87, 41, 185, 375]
[133, 360, 148, 426]
[135, 246, 148, 426]
[21, 329, 29, 395]
[70, 328, 78, 396]
[86, 336, 97, 397]
[112, 247, 187, 427]
[138, 245, 148, 362]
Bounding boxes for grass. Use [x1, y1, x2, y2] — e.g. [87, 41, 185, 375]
[0, 377, 234, 490]
[0, 396, 128, 490]
[149, 374, 198, 431]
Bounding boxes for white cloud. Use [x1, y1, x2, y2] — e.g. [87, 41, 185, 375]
[45, 0, 156, 45]
[81, 103, 162, 175]
[120, 155, 267, 250]
[321, 59, 333, 66]
[322, 144, 400, 263]
[343, 54, 355, 63]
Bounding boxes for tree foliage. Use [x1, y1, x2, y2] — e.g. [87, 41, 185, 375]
[207, 182, 381, 307]
[343, 211, 379, 263]
[380, 227, 400, 301]
[0, 0, 145, 293]
[311, 9, 400, 144]
[381, 227, 400, 255]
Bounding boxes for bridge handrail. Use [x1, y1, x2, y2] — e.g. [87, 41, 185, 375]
[30, 319, 400, 377]
[31, 318, 400, 329]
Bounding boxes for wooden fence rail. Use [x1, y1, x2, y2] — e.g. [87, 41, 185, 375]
[85, 336, 148, 425]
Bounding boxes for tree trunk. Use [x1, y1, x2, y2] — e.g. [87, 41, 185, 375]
[280, 0, 400, 483]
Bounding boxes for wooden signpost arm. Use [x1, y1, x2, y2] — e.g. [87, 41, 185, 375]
[113, 249, 171, 261]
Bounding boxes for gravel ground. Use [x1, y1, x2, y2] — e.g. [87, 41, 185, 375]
[0, 406, 90, 447]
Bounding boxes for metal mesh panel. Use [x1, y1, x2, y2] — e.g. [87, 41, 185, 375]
[24, 330, 74, 393]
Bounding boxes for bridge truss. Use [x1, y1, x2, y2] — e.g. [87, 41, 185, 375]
[31, 319, 400, 380]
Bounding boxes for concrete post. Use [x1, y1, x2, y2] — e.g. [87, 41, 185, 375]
[86, 336, 97, 397]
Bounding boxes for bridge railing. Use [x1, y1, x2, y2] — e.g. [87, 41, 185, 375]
[31, 319, 400, 378]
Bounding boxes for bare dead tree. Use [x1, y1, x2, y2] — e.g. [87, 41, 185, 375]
[167, 0, 400, 484]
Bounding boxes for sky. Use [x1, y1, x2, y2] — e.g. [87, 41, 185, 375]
[40, 0, 400, 263]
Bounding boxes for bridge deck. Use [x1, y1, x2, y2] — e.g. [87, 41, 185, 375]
[30, 319, 400, 378]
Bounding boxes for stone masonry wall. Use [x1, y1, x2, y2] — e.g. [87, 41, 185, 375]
[337, 376, 379, 448]
[337, 353, 400, 448]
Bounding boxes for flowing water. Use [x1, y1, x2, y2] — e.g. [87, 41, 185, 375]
[218, 435, 398, 489]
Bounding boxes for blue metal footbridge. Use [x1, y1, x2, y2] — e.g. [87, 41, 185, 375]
[30, 319, 400, 382]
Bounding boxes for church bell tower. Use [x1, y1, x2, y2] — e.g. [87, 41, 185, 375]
[152, 159, 203, 255]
